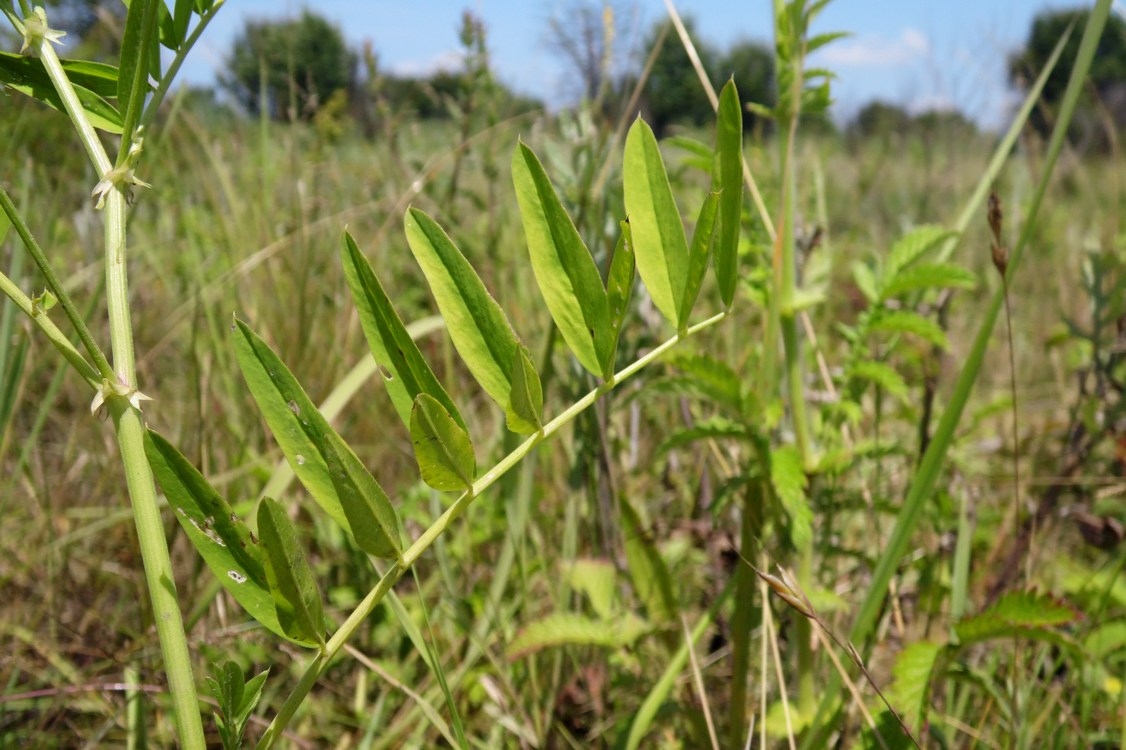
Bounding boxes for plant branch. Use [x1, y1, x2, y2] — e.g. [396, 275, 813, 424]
[255, 310, 730, 748]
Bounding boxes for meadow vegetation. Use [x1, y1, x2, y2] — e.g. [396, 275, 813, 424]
[0, 1, 1124, 748]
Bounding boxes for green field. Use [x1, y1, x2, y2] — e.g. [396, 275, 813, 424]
[1, 3, 1124, 748]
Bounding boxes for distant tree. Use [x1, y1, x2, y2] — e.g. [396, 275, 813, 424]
[848, 100, 911, 139]
[220, 10, 357, 122]
[634, 17, 718, 135]
[545, 1, 634, 104]
[1009, 8, 1126, 142]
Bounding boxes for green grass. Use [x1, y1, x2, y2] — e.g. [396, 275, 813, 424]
[2, 4, 1125, 748]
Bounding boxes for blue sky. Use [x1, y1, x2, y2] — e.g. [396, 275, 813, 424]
[177, 1, 1089, 129]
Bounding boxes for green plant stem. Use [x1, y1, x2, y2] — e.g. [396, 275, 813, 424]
[33, 30, 112, 177]
[0, 267, 100, 389]
[139, 0, 228, 132]
[111, 397, 205, 748]
[34, 15, 206, 746]
[256, 310, 730, 749]
[0, 186, 112, 380]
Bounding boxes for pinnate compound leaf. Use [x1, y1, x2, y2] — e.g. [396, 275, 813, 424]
[867, 310, 950, 349]
[512, 141, 610, 377]
[411, 393, 476, 492]
[714, 78, 743, 307]
[144, 430, 315, 646]
[887, 640, 944, 734]
[624, 117, 689, 327]
[677, 190, 720, 328]
[563, 558, 617, 620]
[883, 224, 955, 282]
[771, 445, 812, 548]
[0, 53, 122, 133]
[657, 416, 750, 455]
[955, 590, 1079, 646]
[505, 345, 543, 434]
[405, 207, 520, 410]
[851, 261, 879, 304]
[602, 220, 636, 377]
[341, 230, 463, 431]
[849, 360, 909, 401]
[257, 497, 326, 647]
[507, 612, 648, 658]
[620, 496, 678, 624]
[232, 319, 401, 559]
[880, 263, 976, 300]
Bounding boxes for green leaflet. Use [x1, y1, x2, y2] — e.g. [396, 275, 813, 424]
[677, 191, 720, 329]
[770, 445, 812, 549]
[624, 117, 689, 328]
[341, 230, 464, 431]
[882, 225, 954, 282]
[411, 393, 476, 492]
[602, 220, 636, 377]
[714, 78, 743, 308]
[144, 430, 315, 647]
[887, 640, 943, 735]
[232, 318, 401, 559]
[512, 141, 611, 377]
[0, 53, 123, 133]
[505, 345, 543, 434]
[506, 612, 648, 659]
[405, 207, 520, 411]
[257, 497, 327, 647]
[867, 310, 950, 350]
[879, 263, 977, 300]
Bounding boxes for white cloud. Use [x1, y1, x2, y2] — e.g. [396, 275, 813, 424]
[389, 49, 466, 77]
[818, 28, 931, 67]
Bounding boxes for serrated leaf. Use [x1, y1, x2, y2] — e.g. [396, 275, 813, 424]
[888, 640, 943, 734]
[505, 345, 543, 434]
[867, 310, 950, 349]
[851, 261, 879, 304]
[512, 141, 610, 377]
[507, 612, 648, 658]
[624, 117, 689, 327]
[955, 590, 1079, 646]
[232, 319, 401, 559]
[620, 496, 677, 623]
[662, 352, 743, 411]
[785, 285, 826, 314]
[677, 191, 720, 328]
[657, 416, 749, 455]
[883, 225, 955, 282]
[257, 497, 326, 646]
[563, 559, 617, 620]
[405, 207, 519, 410]
[880, 263, 977, 300]
[602, 220, 636, 377]
[144, 430, 311, 645]
[849, 360, 909, 401]
[411, 393, 476, 492]
[771, 446, 811, 548]
[0, 53, 122, 133]
[714, 78, 743, 307]
[341, 230, 463, 431]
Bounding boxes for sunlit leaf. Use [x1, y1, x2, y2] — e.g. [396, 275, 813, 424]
[713, 78, 743, 307]
[512, 141, 610, 377]
[0, 53, 122, 133]
[145, 430, 316, 646]
[342, 230, 463, 430]
[771, 445, 811, 548]
[233, 319, 401, 559]
[507, 612, 648, 658]
[677, 191, 720, 328]
[624, 117, 689, 327]
[602, 220, 636, 377]
[257, 497, 327, 646]
[405, 207, 520, 410]
[505, 345, 543, 434]
[410, 393, 476, 492]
